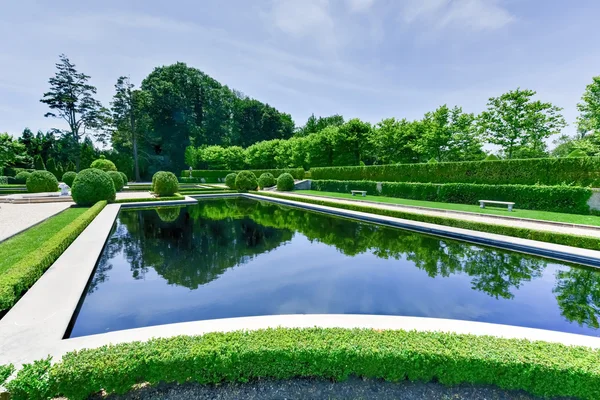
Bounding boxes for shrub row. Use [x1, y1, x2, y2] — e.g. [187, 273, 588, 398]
[310, 158, 600, 186]
[182, 168, 305, 180]
[311, 180, 594, 214]
[4, 328, 600, 400]
[258, 192, 600, 250]
[0, 201, 107, 312]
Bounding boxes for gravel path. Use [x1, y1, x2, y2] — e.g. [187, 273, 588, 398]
[0, 203, 72, 242]
[97, 378, 560, 400]
[273, 192, 600, 239]
[115, 191, 154, 200]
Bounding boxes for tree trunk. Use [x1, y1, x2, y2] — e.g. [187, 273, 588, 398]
[133, 135, 140, 182]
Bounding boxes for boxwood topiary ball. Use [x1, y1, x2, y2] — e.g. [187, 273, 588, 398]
[26, 170, 59, 193]
[258, 172, 276, 189]
[71, 168, 116, 206]
[152, 171, 179, 196]
[14, 171, 31, 185]
[62, 171, 77, 187]
[276, 173, 294, 191]
[225, 173, 237, 189]
[235, 171, 258, 191]
[89, 155, 117, 171]
[107, 171, 124, 192]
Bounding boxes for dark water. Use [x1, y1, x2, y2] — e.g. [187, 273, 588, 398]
[68, 198, 600, 338]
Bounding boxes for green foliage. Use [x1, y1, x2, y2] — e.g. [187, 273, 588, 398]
[0, 176, 6, 185]
[235, 171, 258, 191]
[14, 171, 31, 184]
[156, 207, 182, 222]
[65, 160, 76, 172]
[90, 155, 117, 171]
[0, 132, 31, 171]
[5, 357, 52, 400]
[568, 149, 588, 158]
[0, 201, 106, 311]
[107, 170, 124, 192]
[62, 171, 77, 187]
[427, 157, 438, 164]
[71, 169, 116, 206]
[276, 172, 295, 191]
[310, 157, 600, 186]
[225, 173, 237, 189]
[152, 171, 179, 196]
[6, 328, 600, 400]
[577, 76, 600, 135]
[0, 364, 14, 386]
[34, 155, 45, 170]
[119, 171, 128, 185]
[260, 192, 600, 251]
[184, 168, 305, 181]
[476, 88, 566, 159]
[46, 157, 58, 179]
[485, 154, 500, 160]
[258, 172, 276, 189]
[26, 170, 58, 193]
[312, 180, 377, 195]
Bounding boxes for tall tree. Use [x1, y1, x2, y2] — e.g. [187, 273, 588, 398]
[370, 118, 419, 164]
[40, 54, 104, 169]
[476, 88, 566, 159]
[577, 76, 600, 136]
[111, 76, 149, 181]
[0, 133, 31, 170]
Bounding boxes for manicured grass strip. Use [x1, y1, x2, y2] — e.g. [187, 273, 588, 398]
[258, 192, 600, 250]
[0, 201, 106, 312]
[0, 207, 89, 274]
[115, 195, 185, 204]
[298, 190, 600, 227]
[5, 328, 600, 400]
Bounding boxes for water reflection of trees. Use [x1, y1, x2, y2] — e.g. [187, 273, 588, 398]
[90, 198, 600, 330]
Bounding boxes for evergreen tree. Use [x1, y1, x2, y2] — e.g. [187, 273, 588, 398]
[66, 160, 76, 172]
[46, 158, 58, 179]
[34, 155, 46, 170]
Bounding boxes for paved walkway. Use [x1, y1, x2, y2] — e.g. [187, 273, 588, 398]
[0, 202, 73, 242]
[116, 191, 154, 200]
[271, 192, 600, 239]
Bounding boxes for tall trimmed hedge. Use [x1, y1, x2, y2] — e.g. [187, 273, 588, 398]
[310, 158, 600, 186]
[182, 168, 305, 181]
[5, 328, 600, 400]
[311, 180, 594, 214]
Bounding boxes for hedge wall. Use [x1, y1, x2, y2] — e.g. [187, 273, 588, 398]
[182, 168, 305, 181]
[258, 192, 600, 250]
[5, 328, 600, 400]
[310, 158, 600, 186]
[311, 180, 594, 214]
[0, 201, 106, 312]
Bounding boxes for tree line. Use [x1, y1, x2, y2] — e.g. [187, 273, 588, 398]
[1, 54, 600, 180]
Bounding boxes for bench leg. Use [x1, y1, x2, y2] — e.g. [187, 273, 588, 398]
[480, 203, 484, 209]
[508, 205, 513, 212]
[362, 193, 366, 197]
[352, 193, 355, 196]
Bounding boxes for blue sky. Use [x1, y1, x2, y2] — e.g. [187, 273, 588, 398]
[1, 0, 599, 143]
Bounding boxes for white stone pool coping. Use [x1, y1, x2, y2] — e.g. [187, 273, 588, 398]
[2, 194, 600, 374]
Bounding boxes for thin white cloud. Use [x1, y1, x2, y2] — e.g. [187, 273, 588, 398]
[270, 0, 337, 49]
[346, 0, 376, 13]
[401, 0, 514, 31]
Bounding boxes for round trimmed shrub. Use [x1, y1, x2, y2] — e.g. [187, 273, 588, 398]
[89, 155, 117, 172]
[14, 171, 31, 184]
[152, 171, 179, 196]
[225, 173, 237, 189]
[62, 171, 77, 187]
[119, 172, 128, 186]
[71, 168, 116, 206]
[235, 171, 258, 192]
[107, 171, 124, 192]
[276, 173, 294, 191]
[258, 172, 276, 189]
[26, 170, 59, 193]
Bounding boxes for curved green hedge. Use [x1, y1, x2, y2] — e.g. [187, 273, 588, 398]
[4, 328, 600, 400]
[311, 180, 594, 214]
[310, 158, 600, 186]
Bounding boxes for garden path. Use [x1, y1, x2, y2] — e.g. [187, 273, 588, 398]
[0, 202, 72, 242]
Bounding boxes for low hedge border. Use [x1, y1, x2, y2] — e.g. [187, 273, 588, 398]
[257, 192, 600, 251]
[0, 201, 107, 312]
[114, 195, 185, 204]
[4, 328, 600, 399]
[311, 180, 594, 214]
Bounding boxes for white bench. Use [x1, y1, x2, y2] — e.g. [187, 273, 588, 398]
[351, 190, 367, 197]
[479, 200, 515, 212]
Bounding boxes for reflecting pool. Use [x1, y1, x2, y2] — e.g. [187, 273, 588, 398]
[68, 197, 600, 337]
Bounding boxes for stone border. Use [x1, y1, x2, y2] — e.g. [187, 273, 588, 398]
[2, 193, 600, 372]
[250, 193, 600, 268]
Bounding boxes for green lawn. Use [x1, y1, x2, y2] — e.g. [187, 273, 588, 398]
[0, 207, 88, 274]
[295, 190, 600, 227]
